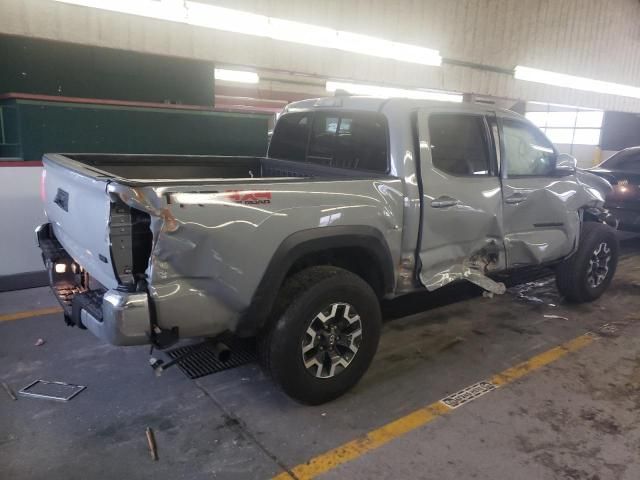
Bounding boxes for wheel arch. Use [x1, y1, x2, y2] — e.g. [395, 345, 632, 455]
[236, 226, 395, 336]
[581, 206, 619, 228]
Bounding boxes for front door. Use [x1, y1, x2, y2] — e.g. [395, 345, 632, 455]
[499, 117, 579, 268]
[416, 109, 505, 290]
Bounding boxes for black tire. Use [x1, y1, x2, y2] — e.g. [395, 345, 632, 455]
[258, 266, 381, 405]
[556, 222, 619, 303]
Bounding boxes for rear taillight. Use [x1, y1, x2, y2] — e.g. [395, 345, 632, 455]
[40, 169, 47, 203]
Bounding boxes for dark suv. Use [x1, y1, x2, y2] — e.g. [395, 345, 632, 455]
[591, 147, 640, 232]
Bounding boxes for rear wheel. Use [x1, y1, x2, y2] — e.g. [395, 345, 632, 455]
[258, 266, 381, 405]
[556, 222, 618, 303]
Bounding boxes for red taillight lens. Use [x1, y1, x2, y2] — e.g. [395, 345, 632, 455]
[40, 169, 46, 203]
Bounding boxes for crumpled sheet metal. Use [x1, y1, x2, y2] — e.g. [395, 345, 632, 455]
[420, 255, 506, 295]
[108, 178, 406, 337]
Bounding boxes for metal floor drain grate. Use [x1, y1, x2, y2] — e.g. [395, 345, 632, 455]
[165, 335, 257, 379]
[440, 381, 497, 409]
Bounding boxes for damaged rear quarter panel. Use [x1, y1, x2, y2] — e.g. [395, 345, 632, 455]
[113, 178, 404, 336]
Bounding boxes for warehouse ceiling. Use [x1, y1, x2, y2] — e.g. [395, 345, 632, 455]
[2, 0, 640, 112]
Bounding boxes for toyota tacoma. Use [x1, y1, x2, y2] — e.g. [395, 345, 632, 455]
[37, 96, 618, 404]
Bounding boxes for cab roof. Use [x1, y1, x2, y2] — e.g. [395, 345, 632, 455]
[285, 96, 525, 121]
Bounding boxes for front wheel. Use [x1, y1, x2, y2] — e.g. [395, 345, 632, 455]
[258, 266, 382, 405]
[556, 222, 619, 303]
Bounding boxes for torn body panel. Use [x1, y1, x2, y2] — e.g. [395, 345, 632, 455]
[412, 107, 612, 294]
[416, 108, 507, 292]
[502, 171, 612, 268]
[111, 178, 404, 338]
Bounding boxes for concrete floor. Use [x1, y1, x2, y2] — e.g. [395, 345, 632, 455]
[1, 238, 639, 480]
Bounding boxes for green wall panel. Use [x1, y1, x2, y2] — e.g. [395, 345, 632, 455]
[1, 98, 269, 160]
[0, 34, 215, 105]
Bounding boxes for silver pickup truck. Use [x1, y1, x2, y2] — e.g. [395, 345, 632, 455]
[37, 96, 617, 404]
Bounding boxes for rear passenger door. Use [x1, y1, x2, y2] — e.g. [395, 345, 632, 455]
[499, 118, 578, 267]
[416, 110, 505, 290]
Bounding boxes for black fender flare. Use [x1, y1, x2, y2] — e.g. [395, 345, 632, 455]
[235, 226, 395, 336]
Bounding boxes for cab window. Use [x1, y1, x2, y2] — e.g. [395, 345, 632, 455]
[268, 112, 310, 162]
[428, 114, 491, 176]
[502, 119, 557, 177]
[269, 111, 389, 173]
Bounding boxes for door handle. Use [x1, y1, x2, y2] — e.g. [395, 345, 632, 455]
[505, 193, 527, 205]
[431, 196, 459, 208]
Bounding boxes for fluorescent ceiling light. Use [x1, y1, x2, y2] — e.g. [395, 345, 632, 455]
[326, 81, 463, 103]
[515, 66, 640, 100]
[214, 68, 259, 84]
[54, 0, 442, 66]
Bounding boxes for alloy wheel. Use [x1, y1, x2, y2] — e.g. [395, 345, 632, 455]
[301, 303, 363, 379]
[586, 241, 611, 288]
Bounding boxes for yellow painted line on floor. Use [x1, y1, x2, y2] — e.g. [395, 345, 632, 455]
[490, 333, 594, 386]
[274, 332, 596, 480]
[0, 306, 63, 323]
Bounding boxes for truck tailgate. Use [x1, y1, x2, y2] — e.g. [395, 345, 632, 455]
[43, 159, 119, 290]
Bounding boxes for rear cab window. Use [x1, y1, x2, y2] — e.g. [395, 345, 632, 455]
[267, 112, 311, 162]
[268, 110, 389, 173]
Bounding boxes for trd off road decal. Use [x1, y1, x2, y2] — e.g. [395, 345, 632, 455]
[225, 190, 272, 205]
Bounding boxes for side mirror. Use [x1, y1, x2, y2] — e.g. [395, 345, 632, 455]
[556, 153, 577, 174]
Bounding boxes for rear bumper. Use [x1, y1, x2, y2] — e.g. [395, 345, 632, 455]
[85, 290, 150, 346]
[36, 223, 151, 346]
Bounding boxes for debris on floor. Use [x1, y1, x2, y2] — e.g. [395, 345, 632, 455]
[508, 277, 560, 307]
[146, 427, 159, 461]
[598, 323, 621, 337]
[2, 382, 17, 401]
[34, 338, 46, 347]
[543, 314, 569, 321]
[18, 379, 86, 402]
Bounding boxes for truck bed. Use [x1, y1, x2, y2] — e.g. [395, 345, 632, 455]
[46, 153, 385, 186]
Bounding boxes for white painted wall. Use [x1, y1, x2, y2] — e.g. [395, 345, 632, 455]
[0, 167, 47, 276]
[2, 0, 640, 112]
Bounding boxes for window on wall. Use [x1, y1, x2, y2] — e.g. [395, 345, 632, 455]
[525, 103, 603, 146]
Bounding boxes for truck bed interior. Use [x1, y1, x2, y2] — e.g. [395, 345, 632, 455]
[57, 154, 389, 182]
